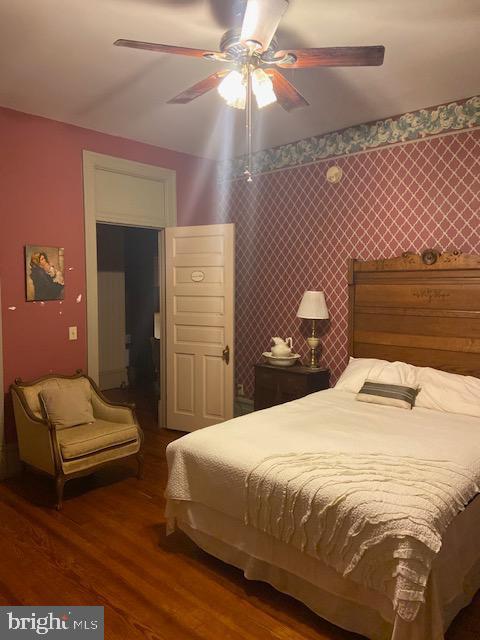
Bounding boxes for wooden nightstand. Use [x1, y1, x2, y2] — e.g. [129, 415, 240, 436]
[254, 363, 330, 411]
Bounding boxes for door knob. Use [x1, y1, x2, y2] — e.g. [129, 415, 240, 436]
[222, 345, 230, 365]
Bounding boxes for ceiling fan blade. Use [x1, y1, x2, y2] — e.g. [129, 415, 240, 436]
[167, 71, 228, 104]
[240, 0, 289, 51]
[266, 69, 309, 112]
[114, 39, 218, 58]
[274, 45, 385, 68]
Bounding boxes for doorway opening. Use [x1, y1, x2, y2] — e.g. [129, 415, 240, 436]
[96, 223, 160, 430]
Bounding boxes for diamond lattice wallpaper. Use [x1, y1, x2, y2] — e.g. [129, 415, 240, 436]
[219, 128, 480, 397]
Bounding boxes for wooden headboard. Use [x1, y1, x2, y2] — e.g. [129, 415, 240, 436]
[348, 250, 480, 378]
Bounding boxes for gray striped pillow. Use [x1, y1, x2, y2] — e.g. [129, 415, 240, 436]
[356, 380, 417, 410]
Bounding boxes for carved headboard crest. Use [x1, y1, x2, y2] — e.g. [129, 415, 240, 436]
[352, 250, 480, 273]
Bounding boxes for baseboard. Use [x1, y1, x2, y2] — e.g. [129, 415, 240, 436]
[234, 396, 254, 417]
[0, 442, 20, 480]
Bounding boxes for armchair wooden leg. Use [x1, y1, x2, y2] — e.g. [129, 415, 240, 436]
[55, 475, 65, 510]
[136, 452, 144, 480]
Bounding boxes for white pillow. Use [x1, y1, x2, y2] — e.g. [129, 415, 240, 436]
[40, 386, 94, 429]
[335, 357, 418, 393]
[415, 367, 480, 418]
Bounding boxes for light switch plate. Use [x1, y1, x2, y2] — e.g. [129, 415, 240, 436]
[69, 326, 78, 341]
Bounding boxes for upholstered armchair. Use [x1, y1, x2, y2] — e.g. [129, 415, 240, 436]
[11, 372, 144, 509]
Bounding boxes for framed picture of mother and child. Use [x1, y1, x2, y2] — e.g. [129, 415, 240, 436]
[25, 245, 65, 301]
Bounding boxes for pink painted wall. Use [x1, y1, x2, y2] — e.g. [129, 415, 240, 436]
[221, 128, 480, 397]
[0, 107, 217, 438]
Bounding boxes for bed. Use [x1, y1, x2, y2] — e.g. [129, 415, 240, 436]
[165, 250, 480, 640]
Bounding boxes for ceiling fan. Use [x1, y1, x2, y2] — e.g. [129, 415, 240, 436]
[114, 0, 385, 178]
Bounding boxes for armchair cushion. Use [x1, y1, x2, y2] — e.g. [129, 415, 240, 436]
[40, 385, 94, 429]
[22, 377, 92, 419]
[57, 419, 139, 460]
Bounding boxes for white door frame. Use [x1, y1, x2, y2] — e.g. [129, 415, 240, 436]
[157, 229, 167, 429]
[83, 151, 176, 416]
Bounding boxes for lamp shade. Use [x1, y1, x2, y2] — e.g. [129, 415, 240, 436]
[297, 291, 329, 320]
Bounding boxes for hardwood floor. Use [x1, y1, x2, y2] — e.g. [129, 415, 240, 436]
[0, 424, 479, 640]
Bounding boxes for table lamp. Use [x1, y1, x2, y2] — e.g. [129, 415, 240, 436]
[297, 291, 329, 368]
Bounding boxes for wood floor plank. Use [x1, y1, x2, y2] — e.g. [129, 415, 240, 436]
[0, 502, 153, 640]
[0, 395, 478, 640]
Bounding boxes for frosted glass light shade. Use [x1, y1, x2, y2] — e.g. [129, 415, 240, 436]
[217, 70, 246, 109]
[252, 68, 277, 108]
[240, 0, 289, 51]
[297, 291, 329, 320]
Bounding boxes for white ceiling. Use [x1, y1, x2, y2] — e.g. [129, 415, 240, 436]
[0, 0, 479, 160]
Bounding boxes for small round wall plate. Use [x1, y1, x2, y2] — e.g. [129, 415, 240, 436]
[326, 165, 343, 184]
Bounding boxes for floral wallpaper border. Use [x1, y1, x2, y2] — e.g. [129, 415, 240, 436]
[219, 95, 480, 181]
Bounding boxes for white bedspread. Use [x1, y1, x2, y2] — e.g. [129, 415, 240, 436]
[245, 450, 478, 621]
[165, 389, 480, 621]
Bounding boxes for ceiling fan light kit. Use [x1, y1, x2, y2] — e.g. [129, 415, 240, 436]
[218, 67, 277, 110]
[114, 0, 384, 181]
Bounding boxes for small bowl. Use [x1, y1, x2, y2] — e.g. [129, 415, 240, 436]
[262, 352, 301, 367]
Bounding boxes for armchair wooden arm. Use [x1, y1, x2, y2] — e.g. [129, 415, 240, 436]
[11, 387, 56, 475]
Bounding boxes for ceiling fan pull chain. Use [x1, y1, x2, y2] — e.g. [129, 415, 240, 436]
[245, 65, 253, 183]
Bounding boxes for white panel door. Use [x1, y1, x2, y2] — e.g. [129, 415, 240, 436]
[165, 224, 235, 431]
